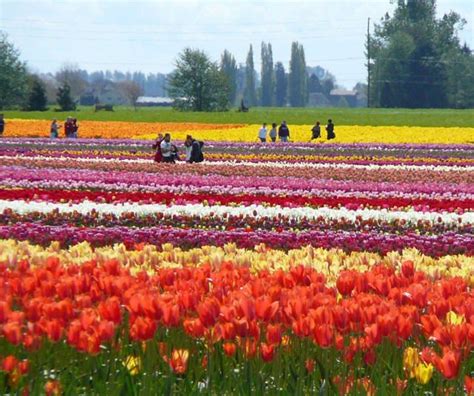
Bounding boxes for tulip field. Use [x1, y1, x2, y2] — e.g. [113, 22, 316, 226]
[0, 132, 474, 394]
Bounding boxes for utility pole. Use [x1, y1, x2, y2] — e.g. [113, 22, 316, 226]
[367, 17, 371, 108]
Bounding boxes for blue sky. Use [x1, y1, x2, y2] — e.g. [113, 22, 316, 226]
[0, 0, 472, 88]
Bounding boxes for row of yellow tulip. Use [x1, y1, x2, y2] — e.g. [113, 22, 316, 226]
[4, 119, 474, 143]
[1, 240, 473, 285]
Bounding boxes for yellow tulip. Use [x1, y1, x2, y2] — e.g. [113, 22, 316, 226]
[123, 355, 141, 376]
[446, 311, 465, 325]
[414, 362, 433, 385]
[403, 347, 420, 378]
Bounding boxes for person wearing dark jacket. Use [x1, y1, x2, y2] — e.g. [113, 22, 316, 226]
[185, 135, 204, 163]
[310, 121, 321, 141]
[278, 121, 290, 142]
[326, 119, 335, 140]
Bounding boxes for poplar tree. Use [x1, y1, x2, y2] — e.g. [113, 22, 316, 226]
[260, 42, 274, 106]
[243, 45, 257, 106]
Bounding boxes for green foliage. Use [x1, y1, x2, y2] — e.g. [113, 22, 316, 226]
[26, 76, 48, 111]
[57, 83, 77, 111]
[243, 45, 257, 107]
[274, 62, 287, 107]
[0, 32, 28, 109]
[168, 48, 230, 112]
[369, 0, 474, 108]
[220, 50, 238, 106]
[260, 42, 274, 107]
[288, 42, 308, 107]
[3, 106, 474, 127]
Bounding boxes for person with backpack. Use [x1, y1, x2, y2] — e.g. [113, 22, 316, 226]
[278, 121, 290, 142]
[326, 119, 336, 140]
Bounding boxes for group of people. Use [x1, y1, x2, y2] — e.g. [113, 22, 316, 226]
[50, 117, 79, 138]
[153, 133, 204, 164]
[258, 121, 290, 143]
[258, 119, 336, 143]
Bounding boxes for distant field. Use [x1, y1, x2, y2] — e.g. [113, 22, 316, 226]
[3, 106, 474, 127]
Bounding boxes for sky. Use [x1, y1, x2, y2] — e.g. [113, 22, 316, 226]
[0, 0, 473, 89]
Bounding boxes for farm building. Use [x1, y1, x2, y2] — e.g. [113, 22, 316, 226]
[136, 96, 174, 107]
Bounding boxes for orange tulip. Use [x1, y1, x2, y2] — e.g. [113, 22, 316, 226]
[169, 349, 189, 375]
[223, 342, 236, 357]
[44, 380, 62, 396]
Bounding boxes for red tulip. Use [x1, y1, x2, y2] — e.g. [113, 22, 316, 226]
[3, 321, 22, 345]
[434, 349, 461, 380]
[129, 316, 157, 341]
[465, 376, 474, 395]
[1, 355, 19, 372]
[337, 271, 355, 296]
[260, 343, 275, 362]
[266, 324, 282, 345]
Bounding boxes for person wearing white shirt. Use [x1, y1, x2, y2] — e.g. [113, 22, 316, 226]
[160, 133, 174, 163]
[258, 123, 267, 142]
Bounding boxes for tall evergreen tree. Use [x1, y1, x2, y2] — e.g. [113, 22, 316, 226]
[220, 50, 238, 106]
[260, 42, 274, 106]
[243, 45, 257, 106]
[27, 76, 48, 111]
[274, 62, 287, 107]
[288, 42, 308, 107]
[56, 82, 76, 111]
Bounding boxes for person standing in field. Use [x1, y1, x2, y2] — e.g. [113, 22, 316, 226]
[72, 118, 79, 138]
[278, 120, 290, 142]
[269, 123, 277, 142]
[258, 123, 267, 143]
[188, 135, 204, 163]
[0, 114, 5, 137]
[160, 133, 175, 163]
[152, 133, 164, 162]
[310, 121, 321, 141]
[50, 119, 61, 138]
[326, 119, 336, 140]
[64, 117, 73, 138]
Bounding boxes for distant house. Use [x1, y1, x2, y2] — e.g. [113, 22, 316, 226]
[308, 92, 331, 108]
[329, 89, 358, 107]
[136, 96, 174, 107]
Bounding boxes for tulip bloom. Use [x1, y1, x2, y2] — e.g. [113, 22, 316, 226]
[415, 362, 433, 385]
[169, 349, 189, 375]
[434, 349, 461, 380]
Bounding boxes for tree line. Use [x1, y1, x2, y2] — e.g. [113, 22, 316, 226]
[0, 31, 340, 111]
[169, 41, 332, 111]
